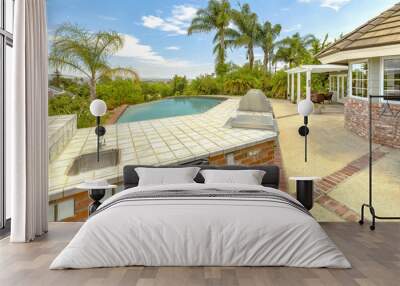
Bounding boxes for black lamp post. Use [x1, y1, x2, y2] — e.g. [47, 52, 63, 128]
[297, 99, 314, 163]
[90, 99, 107, 162]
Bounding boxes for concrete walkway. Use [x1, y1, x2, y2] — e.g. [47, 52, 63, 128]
[271, 99, 400, 222]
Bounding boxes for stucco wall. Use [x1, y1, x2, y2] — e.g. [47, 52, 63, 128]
[368, 57, 381, 96]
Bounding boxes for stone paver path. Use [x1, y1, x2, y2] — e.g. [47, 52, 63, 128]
[314, 148, 388, 221]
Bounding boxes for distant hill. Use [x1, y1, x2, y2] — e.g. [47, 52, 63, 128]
[48, 73, 172, 83]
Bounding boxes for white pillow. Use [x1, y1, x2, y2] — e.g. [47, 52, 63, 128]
[135, 167, 201, 186]
[200, 169, 266, 185]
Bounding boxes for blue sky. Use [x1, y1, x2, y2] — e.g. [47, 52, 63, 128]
[47, 0, 398, 79]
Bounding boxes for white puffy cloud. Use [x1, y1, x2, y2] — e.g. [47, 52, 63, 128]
[116, 34, 165, 63]
[165, 46, 180, 50]
[298, 0, 351, 11]
[171, 5, 198, 22]
[142, 5, 198, 35]
[113, 34, 213, 78]
[321, 0, 351, 11]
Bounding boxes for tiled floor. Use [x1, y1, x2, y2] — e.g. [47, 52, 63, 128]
[49, 98, 277, 200]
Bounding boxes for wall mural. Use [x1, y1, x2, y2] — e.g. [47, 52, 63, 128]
[46, 0, 400, 224]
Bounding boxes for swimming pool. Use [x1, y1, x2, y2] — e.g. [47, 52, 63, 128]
[117, 97, 224, 123]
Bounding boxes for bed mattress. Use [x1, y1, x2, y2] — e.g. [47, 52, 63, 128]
[50, 183, 351, 269]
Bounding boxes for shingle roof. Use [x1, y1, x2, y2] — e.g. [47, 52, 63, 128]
[318, 2, 400, 59]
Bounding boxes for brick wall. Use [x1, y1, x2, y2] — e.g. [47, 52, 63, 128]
[208, 140, 276, 166]
[344, 98, 400, 148]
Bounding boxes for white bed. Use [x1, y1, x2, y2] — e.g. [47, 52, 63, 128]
[50, 183, 351, 269]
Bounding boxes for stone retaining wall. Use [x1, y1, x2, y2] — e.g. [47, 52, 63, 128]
[208, 140, 276, 166]
[48, 115, 77, 162]
[344, 98, 400, 148]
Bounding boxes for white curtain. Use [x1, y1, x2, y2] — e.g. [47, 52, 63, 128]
[7, 0, 49, 242]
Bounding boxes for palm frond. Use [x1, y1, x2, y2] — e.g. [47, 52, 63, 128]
[102, 67, 140, 82]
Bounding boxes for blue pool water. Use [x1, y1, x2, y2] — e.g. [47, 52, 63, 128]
[117, 97, 224, 123]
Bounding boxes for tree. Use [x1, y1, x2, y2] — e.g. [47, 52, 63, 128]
[170, 75, 188, 96]
[228, 4, 259, 70]
[309, 34, 329, 63]
[256, 21, 281, 72]
[50, 23, 139, 100]
[275, 33, 316, 68]
[188, 0, 233, 76]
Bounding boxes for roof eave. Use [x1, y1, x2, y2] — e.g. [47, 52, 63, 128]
[319, 43, 400, 64]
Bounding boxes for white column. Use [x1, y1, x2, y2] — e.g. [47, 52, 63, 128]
[291, 73, 295, 102]
[297, 72, 301, 103]
[306, 71, 312, 101]
[329, 76, 331, 91]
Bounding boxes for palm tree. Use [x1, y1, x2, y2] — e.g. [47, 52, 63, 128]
[256, 21, 281, 72]
[188, 0, 232, 76]
[275, 33, 316, 68]
[50, 23, 139, 100]
[228, 4, 259, 70]
[309, 34, 329, 62]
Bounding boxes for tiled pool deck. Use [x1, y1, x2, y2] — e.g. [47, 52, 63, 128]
[49, 98, 277, 200]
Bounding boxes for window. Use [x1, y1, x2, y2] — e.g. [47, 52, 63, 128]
[383, 58, 400, 98]
[1, 0, 14, 230]
[351, 62, 368, 98]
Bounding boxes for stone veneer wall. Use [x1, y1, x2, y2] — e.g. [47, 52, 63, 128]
[345, 98, 400, 148]
[208, 140, 276, 166]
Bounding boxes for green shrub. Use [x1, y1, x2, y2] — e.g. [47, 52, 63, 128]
[269, 70, 288, 99]
[170, 75, 188, 96]
[223, 78, 253, 95]
[48, 94, 95, 128]
[141, 82, 173, 98]
[97, 78, 144, 109]
[186, 75, 222, 95]
[267, 71, 287, 98]
[144, 94, 154, 102]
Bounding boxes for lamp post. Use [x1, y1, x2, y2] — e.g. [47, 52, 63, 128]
[297, 99, 314, 162]
[90, 99, 107, 162]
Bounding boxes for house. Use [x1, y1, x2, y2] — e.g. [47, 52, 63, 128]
[317, 3, 400, 149]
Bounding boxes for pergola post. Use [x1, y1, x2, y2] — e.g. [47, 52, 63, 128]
[287, 72, 290, 99]
[297, 72, 301, 103]
[306, 70, 311, 101]
[291, 73, 295, 102]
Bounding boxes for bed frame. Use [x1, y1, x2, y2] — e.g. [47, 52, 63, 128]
[123, 165, 280, 189]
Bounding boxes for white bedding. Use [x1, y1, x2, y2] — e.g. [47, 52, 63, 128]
[50, 183, 351, 269]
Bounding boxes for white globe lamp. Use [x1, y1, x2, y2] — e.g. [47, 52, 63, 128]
[298, 99, 314, 117]
[90, 99, 107, 117]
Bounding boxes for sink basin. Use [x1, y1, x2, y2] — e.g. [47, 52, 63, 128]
[67, 149, 120, 176]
